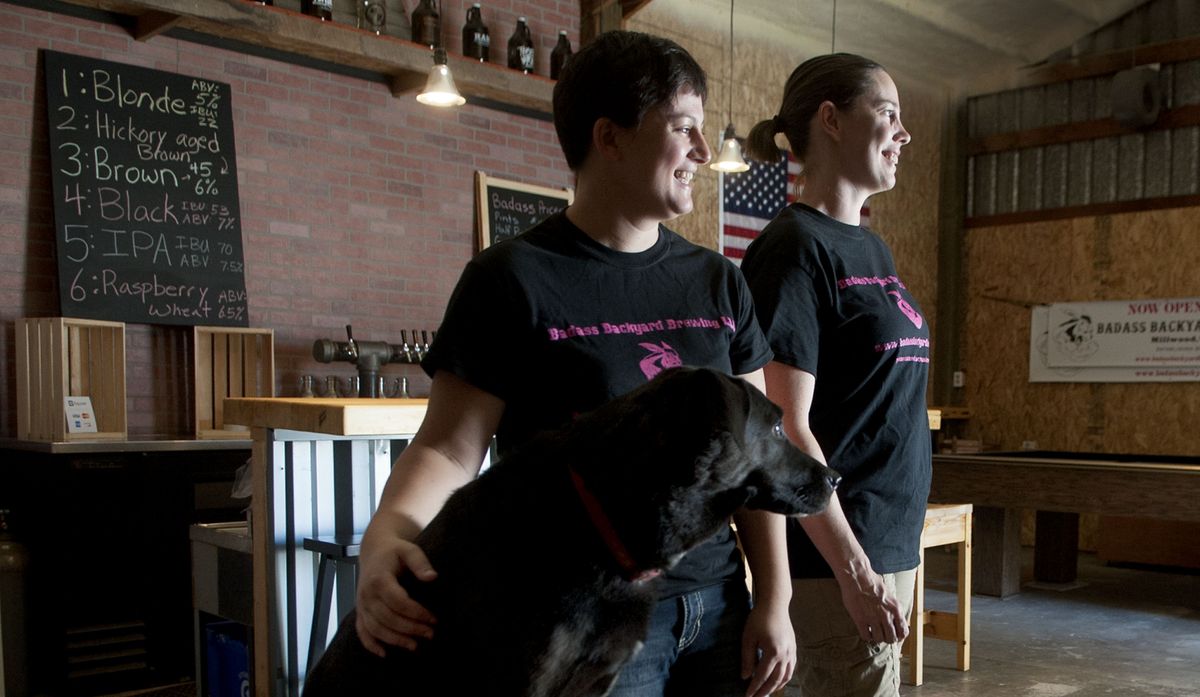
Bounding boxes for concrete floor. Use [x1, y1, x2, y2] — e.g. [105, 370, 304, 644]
[779, 549, 1200, 697]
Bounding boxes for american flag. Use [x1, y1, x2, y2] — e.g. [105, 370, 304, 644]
[720, 151, 871, 264]
[720, 150, 799, 264]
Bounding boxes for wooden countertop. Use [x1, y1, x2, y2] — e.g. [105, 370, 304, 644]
[223, 399, 952, 437]
[0, 436, 252, 454]
[930, 452, 1200, 521]
[223, 397, 428, 437]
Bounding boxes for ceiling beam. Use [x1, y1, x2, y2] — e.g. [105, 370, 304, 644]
[1020, 34, 1200, 85]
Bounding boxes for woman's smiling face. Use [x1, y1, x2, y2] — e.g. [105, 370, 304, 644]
[836, 69, 911, 198]
[614, 88, 712, 224]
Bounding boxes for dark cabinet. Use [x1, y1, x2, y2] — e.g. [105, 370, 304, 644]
[0, 442, 250, 696]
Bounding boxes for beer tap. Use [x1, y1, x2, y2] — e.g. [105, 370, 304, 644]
[411, 328, 426, 362]
[313, 324, 410, 397]
[344, 324, 358, 362]
[400, 329, 413, 364]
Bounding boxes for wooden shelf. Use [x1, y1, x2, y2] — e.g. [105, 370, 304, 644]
[52, 0, 555, 114]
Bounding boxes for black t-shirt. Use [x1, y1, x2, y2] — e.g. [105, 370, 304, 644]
[741, 203, 931, 577]
[423, 211, 774, 596]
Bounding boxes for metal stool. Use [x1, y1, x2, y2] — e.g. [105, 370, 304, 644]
[303, 534, 362, 668]
[902, 503, 972, 686]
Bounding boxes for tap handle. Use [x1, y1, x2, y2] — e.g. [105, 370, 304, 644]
[344, 324, 358, 359]
[411, 329, 424, 360]
[400, 329, 413, 362]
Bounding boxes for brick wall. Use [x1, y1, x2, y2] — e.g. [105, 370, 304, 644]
[0, 1, 579, 437]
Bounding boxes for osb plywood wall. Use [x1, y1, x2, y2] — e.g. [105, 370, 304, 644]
[628, 6, 947, 380]
[964, 207, 1200, 456]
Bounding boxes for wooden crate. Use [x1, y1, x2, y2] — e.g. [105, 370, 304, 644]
[16, 317, 127, 442]
[193, 326, 275, 439]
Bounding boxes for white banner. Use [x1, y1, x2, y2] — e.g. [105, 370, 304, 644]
[1030, 305, 1200, 383]
[1044, 298, 1200, 368]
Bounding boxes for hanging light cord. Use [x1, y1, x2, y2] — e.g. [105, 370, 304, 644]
[728, 0, 735, 131]
[831, 0, 837, 54]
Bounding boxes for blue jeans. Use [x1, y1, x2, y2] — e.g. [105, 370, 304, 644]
[607, 581, 751, 697]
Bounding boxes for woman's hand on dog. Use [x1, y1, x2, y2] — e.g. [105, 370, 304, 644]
[355, 535, 439, 657]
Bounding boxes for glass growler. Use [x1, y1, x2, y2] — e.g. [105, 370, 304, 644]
[507, 17, 534, 74]
[462, 3, 490, 62]
[550, 30, 572, 79]
[302, 0, 332, 21]
[411, 0, 441, 49]
[359, 0, 387, 34]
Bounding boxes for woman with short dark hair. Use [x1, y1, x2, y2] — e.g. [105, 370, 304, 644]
[353, 30, 795, 697]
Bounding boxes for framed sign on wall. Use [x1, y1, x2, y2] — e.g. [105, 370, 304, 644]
[475, 171, 573, 251]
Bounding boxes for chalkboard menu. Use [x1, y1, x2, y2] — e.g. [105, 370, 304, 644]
[43, 50, 248, 327]
[475, 171, 573, 250]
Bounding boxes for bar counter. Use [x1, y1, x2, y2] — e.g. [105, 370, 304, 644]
[222, 397, 428, 697]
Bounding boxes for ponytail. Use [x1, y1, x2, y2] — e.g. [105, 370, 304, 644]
[745, 117, 783, 163]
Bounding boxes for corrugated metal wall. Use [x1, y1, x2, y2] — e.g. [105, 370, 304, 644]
[965, 0, 1200, 218]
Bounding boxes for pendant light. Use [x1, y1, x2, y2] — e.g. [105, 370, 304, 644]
[417, 47, 466, 107]
[417, 1, 463, 108]
[710, 0, 749, 173]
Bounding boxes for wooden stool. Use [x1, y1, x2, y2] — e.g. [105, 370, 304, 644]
[902, 503, 972, 686]
[303, 534, 362, 668]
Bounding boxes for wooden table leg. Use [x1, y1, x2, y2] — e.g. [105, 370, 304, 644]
[903, 547, 927, 685]
[1034, 511, 1079, 583]
[972, 506, 1022, 597]
[957, 515, 971, 671]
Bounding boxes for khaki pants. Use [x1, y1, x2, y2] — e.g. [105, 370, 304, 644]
[787, 569, 917, 697]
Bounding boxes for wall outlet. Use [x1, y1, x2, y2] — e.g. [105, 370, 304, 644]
[1021, 440, 1039, 451]
[952, 370, 965, 388]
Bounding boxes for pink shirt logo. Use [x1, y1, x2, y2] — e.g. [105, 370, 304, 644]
[638, 341, 682, 379]
[887, 290, 924, 329]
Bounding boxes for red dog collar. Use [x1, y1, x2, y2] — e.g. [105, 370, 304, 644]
[568, 466, 663, 584]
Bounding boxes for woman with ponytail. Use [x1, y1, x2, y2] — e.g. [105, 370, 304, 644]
[739, 54, 929, 697]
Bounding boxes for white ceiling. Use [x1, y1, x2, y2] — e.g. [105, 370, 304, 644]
[642, 0, 1150, 94]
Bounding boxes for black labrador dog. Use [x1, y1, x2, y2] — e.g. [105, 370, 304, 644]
[303, 367, 839, 697]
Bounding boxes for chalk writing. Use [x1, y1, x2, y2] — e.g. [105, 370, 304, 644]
[476, 172, 573, 250]
[45, 49, 247, 326]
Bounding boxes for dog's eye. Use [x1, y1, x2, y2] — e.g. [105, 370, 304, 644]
[773, 422, 785, 438]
